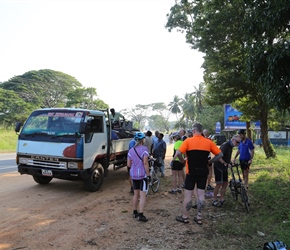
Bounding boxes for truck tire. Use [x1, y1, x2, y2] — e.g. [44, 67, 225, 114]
[33, 175, 53, 184]
[83, 163, 104, 192]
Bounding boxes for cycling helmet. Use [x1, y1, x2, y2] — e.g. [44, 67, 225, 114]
[172, 133, 181, 140]
[237, 129, 246, 134]
[134, 132, 145, 140]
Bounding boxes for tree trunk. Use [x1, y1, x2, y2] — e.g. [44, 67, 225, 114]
[260, 109, 276, 158]
[246, 121, 252, 141]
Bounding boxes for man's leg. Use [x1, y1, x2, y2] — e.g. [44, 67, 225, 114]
[194, 176, 207, 224]
[169, 170, 177, 193]
[220, 182, 228, 202]
[196, 188, 205, 223]
[207, 163, 214, 190]
[182, 189, 193, 218]
[243, 169, 249, 188]
[212, 167, 222, 206]
[160, 157, 165, 177]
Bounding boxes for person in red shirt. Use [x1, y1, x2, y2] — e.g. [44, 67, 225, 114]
[174, 122, 225, 225]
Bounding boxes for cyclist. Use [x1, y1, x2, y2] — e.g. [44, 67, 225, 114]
[174, 122, 224, 225]
[169, 133, 185, 194]
[233, 129, 255, 189]
[212, 135, 241, 207]
[127, 132, 150, 222]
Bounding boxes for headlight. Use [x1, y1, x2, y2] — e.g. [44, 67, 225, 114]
[68, 162, 78, 169]
[19, 157, 29, 164]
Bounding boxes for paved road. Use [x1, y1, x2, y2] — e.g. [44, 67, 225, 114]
[0, 153, 17, 174]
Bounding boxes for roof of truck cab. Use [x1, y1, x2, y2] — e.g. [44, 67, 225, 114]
[34, 108, 106, 116]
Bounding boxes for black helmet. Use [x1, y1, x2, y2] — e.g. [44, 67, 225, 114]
[237, 129, 246, 134]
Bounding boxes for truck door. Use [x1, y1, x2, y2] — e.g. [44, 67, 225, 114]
[83, 116, 107, 169]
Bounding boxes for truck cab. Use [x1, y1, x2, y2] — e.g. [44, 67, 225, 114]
[16, 108, 136, 191]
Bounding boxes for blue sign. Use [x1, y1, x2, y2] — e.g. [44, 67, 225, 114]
[224, 104, 260, 130]
[215, 121, 221, 133]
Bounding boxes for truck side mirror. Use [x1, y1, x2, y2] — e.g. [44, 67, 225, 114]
[79, 122, 87, 134]
[15, 122, 22, 133]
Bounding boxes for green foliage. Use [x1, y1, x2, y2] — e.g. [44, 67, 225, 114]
[149, 114, 170, 133]
[0, 69, 109, 126]
[66, 87, 108, 110]
[210, 146, 290, 247]
[0, 88, 33, 125]
[165, 0, 290, 158]
[195, 104, 224, 134]
[242, 0, 290, 111]
[123, 104, 152, 130]
[1, 69, 82, 108]
[0, 126, 17, 152]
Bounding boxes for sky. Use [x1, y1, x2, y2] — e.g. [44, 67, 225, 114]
[0, 0, 204, 111]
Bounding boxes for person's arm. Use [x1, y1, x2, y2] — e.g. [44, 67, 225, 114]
[209, 152, 224, 164]
[120, 113, 125, 120]
[127, 157, 132, 168]
[150, 143, 154, 155]
[163, 142, 166, 159]
[248, 149, 254, 164]
[173, 150, 186, 164]
[233, 149, 240, 163]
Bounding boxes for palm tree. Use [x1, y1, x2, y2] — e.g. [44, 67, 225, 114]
[168, 95, 182, 127]
[180, 93, 196, 128]
[191, 82, 206, 113]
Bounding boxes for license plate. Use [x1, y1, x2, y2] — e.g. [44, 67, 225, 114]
[42, 169, 53, 176]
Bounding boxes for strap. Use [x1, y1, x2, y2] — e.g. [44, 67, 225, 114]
[133, 147, 143, 162]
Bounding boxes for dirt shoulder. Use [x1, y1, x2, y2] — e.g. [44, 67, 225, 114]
[0, 145, 219, 250]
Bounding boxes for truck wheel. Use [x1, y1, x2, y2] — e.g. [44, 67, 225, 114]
[84, 163, 104, 192]
[33, 175, 53, 184]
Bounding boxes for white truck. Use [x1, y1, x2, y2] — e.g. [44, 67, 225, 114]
[15, 108, 136, 192]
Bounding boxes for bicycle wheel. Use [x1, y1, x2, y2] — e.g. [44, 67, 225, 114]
[151, 172, 160, 193]
[240, 187, 250, 213]
[229, 181, 238, 200]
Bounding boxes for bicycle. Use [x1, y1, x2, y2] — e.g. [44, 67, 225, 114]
[228, 163, 250, 213]
[146, 158, 160, 195]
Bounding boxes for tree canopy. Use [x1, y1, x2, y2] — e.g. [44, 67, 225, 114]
[165, 0, 290, 158]
[0, 69, 107, 125]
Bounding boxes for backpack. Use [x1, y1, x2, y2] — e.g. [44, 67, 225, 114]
[263, 241, 287, 250]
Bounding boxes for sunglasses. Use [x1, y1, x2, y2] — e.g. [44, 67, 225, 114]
[234, 139, 240, 145]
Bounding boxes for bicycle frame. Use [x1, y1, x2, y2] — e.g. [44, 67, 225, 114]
[229, 163, 250, 212]
[147, 158, 160, 195]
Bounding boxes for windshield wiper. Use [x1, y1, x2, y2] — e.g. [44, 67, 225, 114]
[50, 133, 79, 138]
[23, 132, 49, 136]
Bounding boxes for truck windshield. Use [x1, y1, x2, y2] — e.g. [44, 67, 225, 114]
[21, 110, 85, 136]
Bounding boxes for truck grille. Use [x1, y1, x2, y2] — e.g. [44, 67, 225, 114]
[27, 159, 67, 169]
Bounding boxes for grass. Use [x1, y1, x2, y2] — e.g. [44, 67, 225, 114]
[207, 146, 290, 249]
[161, 146, 290, 249]
[0, 127, 17, 152]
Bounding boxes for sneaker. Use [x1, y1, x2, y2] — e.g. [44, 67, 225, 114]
[169, 189, 177, 194]
[138, 215, 148, 222]
[177, 189, 182, 193]
[133, 212, 139, 218]
[207, 185, 214, 191]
